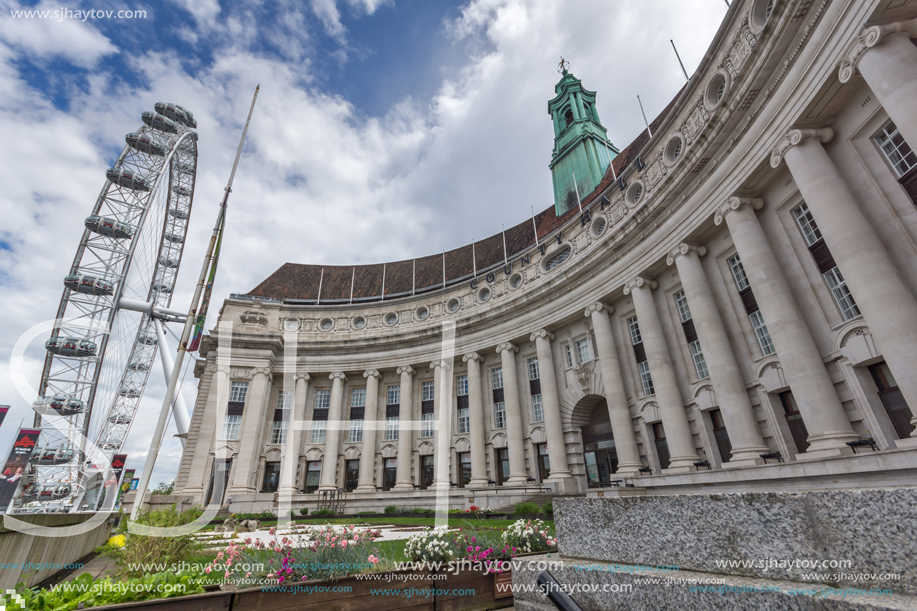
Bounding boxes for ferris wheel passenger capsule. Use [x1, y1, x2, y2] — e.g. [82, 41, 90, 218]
[45, 336, 98, 357]
[163, 233, 183, 244]
[158, 256, 179, 269]
[152, 283, 173, 294]
[119, 387, 141, 398]
[128, 361, 151, 371]
[64, 273, 114, 296]
[141, 111, 178, 134]
[168, 208, 189, 220]
[36, 395, 85, 415]
[125, 132, 167, 156]
[171, 185, 191, 197]
[109, 414, 132, 424]
[175, 161, 195, 174]
[154, 102, 196, 128]
[85, 215, 133, 239]
[138, 334, 158, 346]
[106, 167, 151, 191]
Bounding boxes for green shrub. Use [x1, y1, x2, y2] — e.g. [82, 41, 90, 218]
[299, 507, 309, 516]
[105, 504, 203, 579]
[384, 505, 398, 514]
[15, 570, 205, 610]
[448, 508, 462, 514]
[312, 508, 335, 516]
[542, 500, 553, 515]
[358, 511, 376, 516]
[412, 507, 432, 514]
[514, 502, 541, 515]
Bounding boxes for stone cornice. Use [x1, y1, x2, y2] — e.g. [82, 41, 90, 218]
[714, 196, 764, 226]
[666, 243, 707, 266]
[529, 329, 555, 342]
[769, 127, 833, 168]
[363, 370, 380, 379]
[839, 19, 917, 83]
[462, 352, 482, 363]
[583, 302, 611, 317]
[397, 365, 415, 376]
[622, 276, 657, 295]
[329, 372, 347, 381]
[495, 342, 518, 354]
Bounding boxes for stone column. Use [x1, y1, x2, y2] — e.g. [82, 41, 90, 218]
[228, 367, 273, 494]
[279, 373, 310, 495]
[582, 305, 643, 476]
[715, 196, 859, 456]
[430, 360, 453, 490]
[462, 353, 488, 488]
[624, 277, 700, 472]
[840, 20, 917, 148]
[667, 245, 769, 465]
[394, 366, 415, 490]
[529, 330, 574, 485]
[319, 372, 346, 490]
[496, 343, 529, 485]
[773, 128, 917, 442]
[355, 370, 380, 492]
[180, 363, 227, 497]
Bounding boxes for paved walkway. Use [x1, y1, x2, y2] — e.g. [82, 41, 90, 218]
[195, 522, 440, 549]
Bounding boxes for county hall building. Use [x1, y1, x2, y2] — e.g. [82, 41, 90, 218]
[174, 0, 917, 513]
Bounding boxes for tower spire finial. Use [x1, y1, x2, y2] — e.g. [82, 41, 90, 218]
[558, 57, 570, 74]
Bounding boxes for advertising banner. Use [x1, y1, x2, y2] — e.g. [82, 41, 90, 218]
[0, 406, 9, 428]
[117, 468, 136, 505]
[98, 454, 128, 510]
[0, 429, 41, 512]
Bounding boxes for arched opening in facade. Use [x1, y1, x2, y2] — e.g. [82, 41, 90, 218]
[579, 398, 618, 488]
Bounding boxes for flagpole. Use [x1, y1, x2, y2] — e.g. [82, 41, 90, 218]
[131, 85, 260, 520]
[531, 207, 539, 247]
[572, 172, 583, 213]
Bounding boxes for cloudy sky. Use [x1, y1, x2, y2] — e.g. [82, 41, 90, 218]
[0, 0, 726, 492]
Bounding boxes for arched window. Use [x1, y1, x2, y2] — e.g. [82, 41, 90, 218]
[563, 107, 574, 127]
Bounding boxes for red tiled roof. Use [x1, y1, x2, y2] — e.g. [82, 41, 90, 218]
[246, 94, 682, 302]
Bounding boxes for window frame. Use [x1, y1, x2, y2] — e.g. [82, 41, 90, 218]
[688, 339, 710, 380]
[385, 416, 399, 441]
[637, 361, 655, 396]
[314, 389, 331, 410]
[221, 414, 242, 441]
[727, 254, 750, 291]
[270, 420, 288, 445]
[457, 407, 470, 434]
[531, 393, 544, 423]
[575, 338, 592, 364]
[627, 316, 643, 346]
[673, 289, 692, 323]
[387, 385, 400, 406]
[527, 357, 540, 381]
[348, 419, 364, 443]
[420, 412, 434, 438]
[494, 401, 506, 429]
[875, 121, 917, 178]
[229, 381, 249, 403]
[491, 367, 504, 390]
[748, 310, 775, 355]
[823, 266, 861, 320]
[310, 420, 327, 444]
[421, 380, 435, 402]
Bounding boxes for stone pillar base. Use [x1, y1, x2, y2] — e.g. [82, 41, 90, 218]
[354, 485, 377, 493]
[613, 465, 644, 478]
[722, 457, 766, 469]
[467, 478, 489, 489]
[504, 475, 531, 486]
[543, 474, 576, 495]
[662, 465, 698, 475]
[665, 456, 701, 472]
[894, 437, 917, 449]
[392, 482, 415, 491]
[317, 484, 339, 491]
[795, 446, 855, 462]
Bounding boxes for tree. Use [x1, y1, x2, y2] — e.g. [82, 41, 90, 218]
[151, 480, 174, 495]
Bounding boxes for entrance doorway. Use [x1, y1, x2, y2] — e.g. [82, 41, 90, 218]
[779, 391, 809, 453]
[304, 461, 322, 493]
[345, 459, 359, 492]
[383, 458, 397, 490]
[580, 399, 619, 487]
[535, 443, 550, 481]
[206, 458, 231, 505]
[457, 452, 471, 487]
[709, 409, 732, 463]
[494, 448, 510, 485]
[420, 455, 434, 489]
[870, 362, 915, 439]
[261, 462, 280, 493]
[652, 423, 670, 470]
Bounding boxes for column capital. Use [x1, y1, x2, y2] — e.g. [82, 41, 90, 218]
[839, 19, 917, 83]
[396, 365, 415, 376]
[294, 373, 311, 382]
[714, 196, 764, 226]
[462, 352, 482, 363]
[253, 367, 273, 382]
[769, 128, 833, 168]
[666, 243, 707, 266]
[363, 370, 380, 379]
[622, 276, 657, 295]
[496, 342, 518, 354]
[583, 302, 611, 317]
[529, 329, 555, 342]
[210, 364, 231, 375]
[328, 372, 347, 381]
[429, 360, 448, 370]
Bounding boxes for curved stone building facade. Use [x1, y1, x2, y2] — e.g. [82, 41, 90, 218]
[175, 0, 917, 511]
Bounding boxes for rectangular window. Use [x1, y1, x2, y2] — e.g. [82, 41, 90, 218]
[792, 202, 822, 247]
[221, 415, 241, 441]
[270, 421, 288, 445]
[876, 121, 917, 177]
[749, 310, 775, 355]
[314, 390, 331, 409]
[824, 267, 860, 320]
[387, 385, 400, 406]
[422, 380, 435, 402]
[348, 419, 364, 443]
[456, 375, 468, 396]
[564, 345, 574, 368]
[627, 316, 643, 345]
[728, 254, 749, 291]
[638, 361, 654, 396]
[351, 388, 366, 408]
[275, 390, 293, 410]
[575, 338, 592, 363]
[421, 413, 434, 437]
[674, 289, 692, 323]
[457, 407, 470, 434]
[310, 420, 327, 444]
[494, 401, 506, 429]
[688, 340, 710, 380]
[491, 368, 504, 389]
[527, 357, 540, 381]
[385, 416, 399, 441]
[229, 382, 249, 403]
[532, 393, 544, 423]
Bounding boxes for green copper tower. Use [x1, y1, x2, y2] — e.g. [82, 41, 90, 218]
[548, 61, 618, 216]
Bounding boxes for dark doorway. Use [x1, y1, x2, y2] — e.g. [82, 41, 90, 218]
[383, 458, 397, 491]
[652, 423, 671, 470]
[304, 461, 322, 493]
[495, 448, 510, 485]
[780, 391, 809, 453]
[261, 461, 280, 493]
[206, 459, 231, 505]
[870, 362, 915, 439]
[535, 443, 551, 482]
[345, 460, 359, 492]
[709, 409, 733, 463]
[457, 452, 471, 487]
[420, 455, 434, 489]
[581, 399, 618, 486]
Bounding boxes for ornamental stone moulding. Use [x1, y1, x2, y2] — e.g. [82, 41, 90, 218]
[839, 19, 917, 83]
[462, 353, 481, 363]
[496, 343, 518, 354]
[530, 330, 555, 342]
[363, 370, 381, 379]
[294, 373, 311, 382]
[430, 360, 448, 370]
[230, 368, 253, 379]
[666, 243, 707, 266]
[397, 365, 415, 375]
[622, 276, 657, 295]
[769, 127, 833, 168]
[713, 196, 764, 226]
[329, 372, 347, 381]
[584, 302, 611, 317]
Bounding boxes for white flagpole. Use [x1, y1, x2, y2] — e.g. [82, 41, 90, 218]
[531, 207, 539, 247]
[572, 172, 583, 213]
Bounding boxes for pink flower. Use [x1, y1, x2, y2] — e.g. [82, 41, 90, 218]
[225, 571, 231, 579]
[245, 572, 252, 578]
[278, 576, 285, 584]
[217, 552, 224, 560]
[205, 566, 212, 574]
[368, 555, 379, 565]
